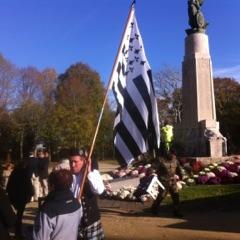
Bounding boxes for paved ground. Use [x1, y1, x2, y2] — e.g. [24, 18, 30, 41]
[99, 198, 240, 240]
[20, 161, 240, 240]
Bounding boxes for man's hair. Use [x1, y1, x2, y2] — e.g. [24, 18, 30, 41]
[69, 148, 87, 159]
[48, 169, 73, 191]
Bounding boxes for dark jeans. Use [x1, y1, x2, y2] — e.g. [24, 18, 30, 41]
[151, 186, 180, 212]
[15, 204, 27, 239]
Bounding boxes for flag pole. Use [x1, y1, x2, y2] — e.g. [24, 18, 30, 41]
[78, 1, 136, 200]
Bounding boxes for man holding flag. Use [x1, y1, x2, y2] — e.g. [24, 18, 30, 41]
[69, 149, 105, 240]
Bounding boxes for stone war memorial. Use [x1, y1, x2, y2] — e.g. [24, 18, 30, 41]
[175, 0, 227, 160]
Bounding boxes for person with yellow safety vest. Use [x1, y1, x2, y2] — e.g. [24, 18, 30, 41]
[161, 120, 174, 153]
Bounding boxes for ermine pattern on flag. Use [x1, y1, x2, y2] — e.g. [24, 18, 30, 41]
[112, 7, 160, 166]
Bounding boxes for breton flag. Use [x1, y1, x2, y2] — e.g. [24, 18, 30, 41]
[110, 4, 160, 166]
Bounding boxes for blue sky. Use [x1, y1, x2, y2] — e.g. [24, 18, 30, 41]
[0, 0, 240, 84]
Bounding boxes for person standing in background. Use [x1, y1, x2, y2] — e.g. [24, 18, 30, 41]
[27, 151, 40, 202]
[7, 161, 34, 239]
[0, 162, 14, 190]
[161, 120, 174, 153]
[38, 150, 49, 198]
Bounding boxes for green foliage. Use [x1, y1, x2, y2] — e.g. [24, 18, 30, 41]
[54, 62, 113, 156]
[214, 77, 240, 153]
[95, 104, 115, 159]
[10, 101, 44, 159]
[0, 108, 14, 160]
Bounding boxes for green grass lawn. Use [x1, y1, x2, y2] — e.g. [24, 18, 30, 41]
[179, 184, 240, 201]
[163, 184, 240, 211]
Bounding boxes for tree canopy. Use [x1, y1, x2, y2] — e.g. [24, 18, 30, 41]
[214, 77, 240, 153]
[0, 58, 115, 161]
[55, 62, 106, 148]
[0, 53, 239, 161]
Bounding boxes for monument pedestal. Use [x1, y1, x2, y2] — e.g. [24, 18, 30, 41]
[175, 33, 227, 157]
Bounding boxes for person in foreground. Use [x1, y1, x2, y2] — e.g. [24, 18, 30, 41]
[31, 169, 82, 240]
[69, 149, 105, 240]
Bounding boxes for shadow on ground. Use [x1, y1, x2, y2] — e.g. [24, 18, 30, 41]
[99, 191, 240, 234]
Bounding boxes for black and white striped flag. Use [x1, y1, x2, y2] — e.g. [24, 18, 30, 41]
[110, 5, 160, 166]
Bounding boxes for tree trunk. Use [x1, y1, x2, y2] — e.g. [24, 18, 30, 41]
[20, 130, 24, 160]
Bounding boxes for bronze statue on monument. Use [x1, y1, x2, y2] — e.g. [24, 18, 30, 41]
[186, 0, 208, 35]
[174, 0, 227, 158]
